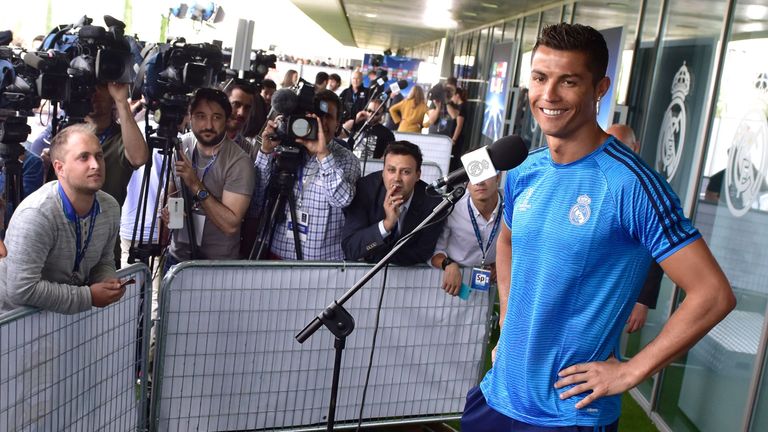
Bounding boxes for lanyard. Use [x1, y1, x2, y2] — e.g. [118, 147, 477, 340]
[58, 183, 100, 275]
[192, 147, 217, 183]
[97, 124, 115, 145]
[467, 194, 502, 266]
[296, 161, 319, 209]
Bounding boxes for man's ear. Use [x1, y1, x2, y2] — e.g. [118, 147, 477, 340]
[596, 76, 611, 101]
[52, 160, 65, 179]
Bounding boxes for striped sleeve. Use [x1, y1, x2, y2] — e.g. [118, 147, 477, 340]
[604, 142, 700, 262]
[502, 167, 518, 229]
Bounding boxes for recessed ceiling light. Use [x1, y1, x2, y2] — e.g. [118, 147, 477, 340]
[745, 4, 768, 20]
[607, 2, 628, 7]
[481, 2, 499, 8]
[363, 13, 378, 18]
[463, 11, 478, 17]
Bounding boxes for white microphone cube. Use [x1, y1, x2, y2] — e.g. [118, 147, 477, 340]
[461, 146, 496, 185]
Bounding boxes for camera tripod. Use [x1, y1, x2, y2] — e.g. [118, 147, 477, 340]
[0, 113, 32, 226]
[249, 143, 305, 260]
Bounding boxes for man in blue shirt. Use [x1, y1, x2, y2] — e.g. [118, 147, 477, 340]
[461, 23, 735, 432]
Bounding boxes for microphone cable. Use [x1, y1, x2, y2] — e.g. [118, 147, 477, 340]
[354, 195, 457, 431]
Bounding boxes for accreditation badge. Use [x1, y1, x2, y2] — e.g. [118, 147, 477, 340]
[286, 210, 309, 242]
[470, 267, 491, 291]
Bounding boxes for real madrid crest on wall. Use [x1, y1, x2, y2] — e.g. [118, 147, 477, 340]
[657, 62, 691, 181]
[724, 72, 768, 217]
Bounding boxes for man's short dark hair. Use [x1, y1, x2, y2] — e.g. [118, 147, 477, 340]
[383, 141, 423, 171]
[189, 87, 232, 119]
[50, 123, 97, 162]
[533, 23, 609, 85]
[315, 71, 329, 86]
[314, 89, 342, 121]
[329, 73, 341, 83]
[222, 79, 256, 97]
[262, 79, 277, 90]
[446, 76, 458, 87]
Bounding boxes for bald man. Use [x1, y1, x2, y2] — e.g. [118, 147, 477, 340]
[606, 123, 663, 334]
[606, 123, 640, 153]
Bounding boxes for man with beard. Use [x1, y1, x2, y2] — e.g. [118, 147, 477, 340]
[223, 80, 256, 154]
[163, 88, 254, 266]
[0, 124, 124, 314]
[342, 141, 444, 266]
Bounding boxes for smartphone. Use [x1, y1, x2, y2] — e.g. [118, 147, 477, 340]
[120, 278, 136, 288]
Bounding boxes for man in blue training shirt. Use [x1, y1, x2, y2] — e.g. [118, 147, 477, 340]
[461, 23, 735, 432]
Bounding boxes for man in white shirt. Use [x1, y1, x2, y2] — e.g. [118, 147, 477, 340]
[431, 174, 502, 296]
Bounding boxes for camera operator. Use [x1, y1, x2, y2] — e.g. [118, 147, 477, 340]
[0, 124, 124, 314]
[84, 82, 149, 206]
[256, 89, 361, 260]
[162, 88, 254, 267]
[341, 98, 395, 159]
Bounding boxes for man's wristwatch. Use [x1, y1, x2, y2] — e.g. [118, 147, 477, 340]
[193, 187, 210, 202]
[441, 256, 454, 270]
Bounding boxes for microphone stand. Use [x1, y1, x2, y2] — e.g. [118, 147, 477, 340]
[296, 185, 465, 432]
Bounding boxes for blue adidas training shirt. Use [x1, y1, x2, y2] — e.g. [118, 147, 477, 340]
[480, 136, 700, 427]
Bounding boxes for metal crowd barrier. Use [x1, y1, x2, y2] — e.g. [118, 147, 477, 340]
[152, 261, 494, 431]
[0, 263, 152, 432]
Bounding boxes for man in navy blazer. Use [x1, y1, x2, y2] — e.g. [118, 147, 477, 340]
[342, 141, 445, 265]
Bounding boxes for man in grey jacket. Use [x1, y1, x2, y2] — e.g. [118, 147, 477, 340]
[0, 124, 124, 314]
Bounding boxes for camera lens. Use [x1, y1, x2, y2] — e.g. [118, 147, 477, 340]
[290, 118, 313, 138]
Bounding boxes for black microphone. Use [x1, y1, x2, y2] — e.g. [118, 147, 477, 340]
[0, 30, 12, 46]
[378, 79, 409, 101]
[427, 135, 528, 191]
[270, 88, 298, 116]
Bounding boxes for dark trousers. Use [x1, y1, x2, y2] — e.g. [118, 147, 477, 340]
[461, 386, 619, 432]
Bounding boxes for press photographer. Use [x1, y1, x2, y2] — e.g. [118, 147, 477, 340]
[253, 87, 360, 261]
[162, 88, 254, 268]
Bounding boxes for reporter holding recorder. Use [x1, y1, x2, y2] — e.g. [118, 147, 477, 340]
[0, 124, 125, 314]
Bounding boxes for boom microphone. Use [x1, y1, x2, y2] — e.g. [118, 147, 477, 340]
[378, 79, 410, 102]
[270, 87, 298, 115]
[427, 135, 528, 191]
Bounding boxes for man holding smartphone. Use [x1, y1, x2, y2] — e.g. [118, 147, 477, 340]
[0, 124, 125, 314]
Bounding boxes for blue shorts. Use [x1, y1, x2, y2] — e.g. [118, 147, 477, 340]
[461, 386, 619, 432]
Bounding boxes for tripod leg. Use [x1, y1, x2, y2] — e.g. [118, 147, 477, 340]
[251, 190, 284, 260]
[285, 189, 303, 260]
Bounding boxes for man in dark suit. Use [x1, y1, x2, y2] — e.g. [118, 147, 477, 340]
[342, 141, 445, 265]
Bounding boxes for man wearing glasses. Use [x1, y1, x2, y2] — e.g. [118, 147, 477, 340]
[342, 98, 395, 159]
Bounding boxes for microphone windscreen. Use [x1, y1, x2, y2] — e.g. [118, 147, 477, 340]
[487, 135, 528, 171]
[397, 79, 409, 90]
[0, 30, 12, 46]
[271, 88, 298, 115]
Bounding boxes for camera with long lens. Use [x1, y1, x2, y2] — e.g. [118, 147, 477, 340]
[30, 15, 135, 125]
[141, 38, 224, 136]
[244, 49, 276, 85]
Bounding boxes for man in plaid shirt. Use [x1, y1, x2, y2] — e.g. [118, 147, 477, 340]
[255, 89, 361, 260]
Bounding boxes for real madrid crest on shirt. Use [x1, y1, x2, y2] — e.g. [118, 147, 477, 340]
[569, 194, 592, 226]
[657, 62, 691, 181]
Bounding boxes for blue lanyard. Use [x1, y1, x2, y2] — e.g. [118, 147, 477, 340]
[192, 148, 217, 183]
[58, 183, 100, 274]
[97, 124, 115, 145]
[467, 194, 502, 266]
